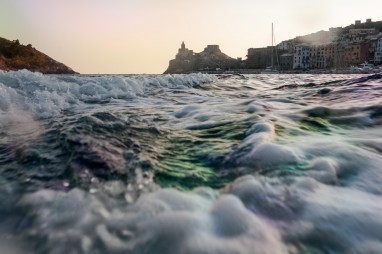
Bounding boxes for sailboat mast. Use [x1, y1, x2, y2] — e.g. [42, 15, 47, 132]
[271, 23, 274, 68]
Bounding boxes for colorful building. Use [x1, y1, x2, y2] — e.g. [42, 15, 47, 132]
[245, 19, 381, 70]
[293, 44, 310, 69]
[375, 37, 382, 64]
[310, 44, 329, 69]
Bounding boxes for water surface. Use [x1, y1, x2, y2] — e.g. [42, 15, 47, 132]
[1, 70, 382, 253]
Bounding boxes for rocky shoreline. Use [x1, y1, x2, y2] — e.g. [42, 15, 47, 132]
[0, 37, 77, 74]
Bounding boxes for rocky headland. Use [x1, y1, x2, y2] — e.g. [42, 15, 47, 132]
[164, 42, 241, 74]
[0, 37, 77, 74]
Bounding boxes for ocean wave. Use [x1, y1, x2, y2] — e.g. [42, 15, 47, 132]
[1, 72, 382, 253]
[0, 70, 217, 118]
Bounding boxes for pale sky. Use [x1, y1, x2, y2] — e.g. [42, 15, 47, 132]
[1, 0, 381, 74]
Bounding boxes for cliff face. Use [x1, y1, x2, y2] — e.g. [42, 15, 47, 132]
[164, 44, 239, 74]
[0, 37, 77, 74]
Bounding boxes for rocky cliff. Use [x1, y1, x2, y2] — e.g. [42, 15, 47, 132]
[0, 37, 77, 74]
[164, 43, 240, 74]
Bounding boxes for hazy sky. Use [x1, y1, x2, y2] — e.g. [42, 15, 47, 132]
[1, 0, 381, 74]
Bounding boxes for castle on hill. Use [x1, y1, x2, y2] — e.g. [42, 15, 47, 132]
[164, 42, 241, 74]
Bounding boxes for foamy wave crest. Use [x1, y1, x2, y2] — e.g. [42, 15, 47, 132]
[6, 174, 382, 253]
[0, 70, 217, 118]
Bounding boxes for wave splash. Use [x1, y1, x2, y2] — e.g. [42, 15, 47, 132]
[1, 71, 382, 253]
[0, 70, 217, 118]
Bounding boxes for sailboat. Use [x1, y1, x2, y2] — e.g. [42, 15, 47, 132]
[261, 23, 279, 74]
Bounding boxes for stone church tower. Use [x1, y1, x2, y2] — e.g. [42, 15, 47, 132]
[176, 42, 193, 59]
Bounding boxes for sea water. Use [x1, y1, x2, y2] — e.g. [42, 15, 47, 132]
[1, 70, 382, 253]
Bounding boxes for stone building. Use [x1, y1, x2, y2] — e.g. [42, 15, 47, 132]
[164, 42, 195, 74]
[279, 54, 294, 70]
[277, 40, 295, 52]
[176, 41, 194, 60]
[246, 46, 283, 69]
[349, 28, 378, 42]
[202, 45, 220, 53]
[246, 47, 271, 69]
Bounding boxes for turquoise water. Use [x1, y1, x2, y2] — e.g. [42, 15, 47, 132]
[1, 70, 382, 253]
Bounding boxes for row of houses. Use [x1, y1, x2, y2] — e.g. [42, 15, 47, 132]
[247, 19, 382, 70]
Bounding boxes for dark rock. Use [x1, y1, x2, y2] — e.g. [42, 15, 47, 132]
[0, 37, 77, 74]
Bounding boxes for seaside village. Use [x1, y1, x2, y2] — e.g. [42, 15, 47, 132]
[164, 19, 382, 74]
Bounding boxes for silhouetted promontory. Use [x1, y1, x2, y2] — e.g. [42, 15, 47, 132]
[0, 37, 77, 74]
[164, 42, 241, 74]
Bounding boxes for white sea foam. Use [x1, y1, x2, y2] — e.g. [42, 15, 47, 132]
[0, 70, 217, 119]
[1, 72, 382, 253]
[11, 173, 382, 253]
[17, 185, 287, 254]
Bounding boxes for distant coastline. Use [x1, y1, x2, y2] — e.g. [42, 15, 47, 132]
[164, 19, 382, 74]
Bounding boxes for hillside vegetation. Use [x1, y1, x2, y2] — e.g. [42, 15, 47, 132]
[0, 37, 76, 74]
